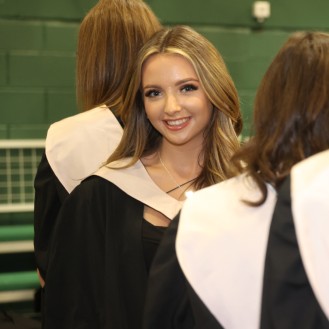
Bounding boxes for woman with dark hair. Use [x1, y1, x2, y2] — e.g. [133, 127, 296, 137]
[144, 31, 329, 329]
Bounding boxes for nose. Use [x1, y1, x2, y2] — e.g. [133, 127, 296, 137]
[164, 93, 182, 115]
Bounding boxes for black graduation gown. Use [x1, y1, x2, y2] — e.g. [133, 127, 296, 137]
[44, 175, 148, 329]
[260, 175, 329, 328]
[34, 152, 68, 279]
[143, 215, 221, 329]
[34, 106, 123, 280]
[144, 175, 329, 329]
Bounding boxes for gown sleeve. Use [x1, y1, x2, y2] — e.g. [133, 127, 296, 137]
[44, 176, 108, 329]
[34, 152, 68, 279]
[143, 214, 221, 329]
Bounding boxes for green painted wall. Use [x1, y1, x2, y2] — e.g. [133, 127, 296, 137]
[0, 0, 329, 138]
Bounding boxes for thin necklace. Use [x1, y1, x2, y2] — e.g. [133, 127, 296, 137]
[166, 178, 197, 193]
[158, 152, 197, 194]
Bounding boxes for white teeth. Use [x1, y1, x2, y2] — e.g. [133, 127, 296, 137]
[166, 118, 189, 126]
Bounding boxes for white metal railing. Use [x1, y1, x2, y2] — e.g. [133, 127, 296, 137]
[0, 139, 45, 213]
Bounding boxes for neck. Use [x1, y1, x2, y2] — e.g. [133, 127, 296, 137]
[157, 157, 202, 193]
[158, 142, 203, 178]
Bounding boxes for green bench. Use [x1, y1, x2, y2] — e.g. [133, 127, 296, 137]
[0, 272, 39, 292]
[0, 225, 34, 254]
[0, 271, 39, 304]
[0, 225, 34, 242]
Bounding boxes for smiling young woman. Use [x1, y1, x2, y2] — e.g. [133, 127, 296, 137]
[44, 25, 242, 329]
[139, 52, 213, 206]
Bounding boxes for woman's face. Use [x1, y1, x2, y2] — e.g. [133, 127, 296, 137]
[142, 53, 213, 149]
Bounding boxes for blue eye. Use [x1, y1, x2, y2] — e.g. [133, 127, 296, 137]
[181, 84, 198, 93]
[144, 89, 161, 97]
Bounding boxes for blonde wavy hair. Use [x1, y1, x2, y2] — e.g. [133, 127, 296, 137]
[109, 25, 242, 190]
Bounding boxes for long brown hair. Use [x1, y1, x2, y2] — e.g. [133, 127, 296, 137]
[109, 26, 242, 190]
[76, 0, 162, 112]
[233, 31, 329, 205]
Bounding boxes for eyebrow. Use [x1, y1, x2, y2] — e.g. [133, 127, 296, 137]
[143, 78, 199, 90]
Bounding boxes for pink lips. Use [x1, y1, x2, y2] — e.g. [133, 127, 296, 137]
[164, 117, 191, 131]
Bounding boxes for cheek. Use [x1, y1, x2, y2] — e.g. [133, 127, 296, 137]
[144, 100, 163, 119]
[192, 97, 213, 115]
[201, 100, 214, 123]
